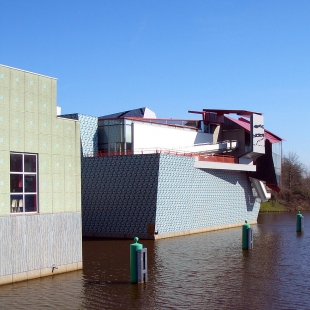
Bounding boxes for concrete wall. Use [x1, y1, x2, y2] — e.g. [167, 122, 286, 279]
[81, 153, 260, 239]
[133, 121, 213, 151]
[0, 64, 82, 285]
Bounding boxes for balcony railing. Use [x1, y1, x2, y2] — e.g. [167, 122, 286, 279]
[86, 148, 238, 164]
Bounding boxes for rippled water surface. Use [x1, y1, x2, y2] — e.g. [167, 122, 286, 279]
[1, 212, 310, 309]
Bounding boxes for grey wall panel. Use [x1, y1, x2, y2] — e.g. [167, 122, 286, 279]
[26, 215, 41, 271]
[11, 215, 27, 274]
[0, 212, 82, 277]
[0, 217, 12, 275]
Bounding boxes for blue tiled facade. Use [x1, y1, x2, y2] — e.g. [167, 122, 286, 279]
[61, 113, 98, 156]
[156, 155, 259, 235]
[82, 153, 260, 238]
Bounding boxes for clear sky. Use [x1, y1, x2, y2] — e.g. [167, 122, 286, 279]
[1, 1, 310, 166]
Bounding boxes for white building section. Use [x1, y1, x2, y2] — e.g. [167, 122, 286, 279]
[132, 121, 213, 152]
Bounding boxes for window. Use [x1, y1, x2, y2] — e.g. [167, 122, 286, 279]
[10, 153, 38, 213]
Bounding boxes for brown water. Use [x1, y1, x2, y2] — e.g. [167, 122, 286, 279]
[1, 212, 310, 309]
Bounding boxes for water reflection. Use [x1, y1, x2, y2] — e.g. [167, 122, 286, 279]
[1, 212, 310, 309]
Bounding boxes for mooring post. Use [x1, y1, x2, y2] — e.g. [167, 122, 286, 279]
[296, 211, 304, 232]
[242, 220, 253, 250]
[137, 248, 148, 283]
[130, 237, 143, 283]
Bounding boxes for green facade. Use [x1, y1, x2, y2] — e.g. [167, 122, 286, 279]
[0, 64, 82, 286]
[0, 64, 81, 215]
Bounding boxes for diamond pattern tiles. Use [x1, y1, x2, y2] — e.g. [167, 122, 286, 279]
[81, 154, 160, 235]
[61, 113, 98, 156]
[155, 154, 260, 235]
[81, 153, 260, 237]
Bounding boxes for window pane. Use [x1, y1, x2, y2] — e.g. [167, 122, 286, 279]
[125, 125, 132, 142]
[25, 175, 36, 192]
[10, 174, 23, 192]
[25, 194, 37, 212]
[10, 154, 23, 172]
[11, 195, 23, 213]
[24, 155, 36, 172]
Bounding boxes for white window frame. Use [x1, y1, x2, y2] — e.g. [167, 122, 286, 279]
[10, 152, 38, 214]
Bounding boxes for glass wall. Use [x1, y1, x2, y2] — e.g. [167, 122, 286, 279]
[98, 119, 132, 154]
[272, 141, 282, 186]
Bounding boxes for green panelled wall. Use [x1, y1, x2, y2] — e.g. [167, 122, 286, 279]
[0, 64, 81, 215]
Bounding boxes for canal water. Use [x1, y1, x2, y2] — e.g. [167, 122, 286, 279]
[1, 212, 310, 309]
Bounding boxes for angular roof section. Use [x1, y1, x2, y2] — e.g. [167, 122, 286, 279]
[225, 116, 284, 143]
[202, 109, 262, 117]
[99, 107, 156, 119]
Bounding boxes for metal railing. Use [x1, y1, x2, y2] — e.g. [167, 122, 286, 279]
[86, 147, 238, 164]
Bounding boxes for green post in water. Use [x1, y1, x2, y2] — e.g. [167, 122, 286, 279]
[296, 211, 303, 232]
[242, 220, 251, 250]
[130, 237, 143, 283]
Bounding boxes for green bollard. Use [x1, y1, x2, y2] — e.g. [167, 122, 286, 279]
[296, 211, 303, 232]
[130, 237, 143, 283]
[242, 220, 251, 250]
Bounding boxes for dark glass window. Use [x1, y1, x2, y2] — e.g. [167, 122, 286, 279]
[10, 153, 38, 213]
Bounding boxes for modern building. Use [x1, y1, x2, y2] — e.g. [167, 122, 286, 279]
[0, 64, 82, 286]
[62, 107, 282, 240]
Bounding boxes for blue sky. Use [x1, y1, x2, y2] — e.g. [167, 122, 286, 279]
[1, 1, 310, 166]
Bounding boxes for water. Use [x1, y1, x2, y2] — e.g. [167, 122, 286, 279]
[1, 212, 310, 309]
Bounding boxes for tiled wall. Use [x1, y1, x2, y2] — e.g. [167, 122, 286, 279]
[61, 113, 98, 156]
[82, 154, 159, 235]
[156, 154, 260, 235]
[81, 153, 260, 238]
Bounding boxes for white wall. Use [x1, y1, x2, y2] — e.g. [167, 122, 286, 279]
[133, 122, 213, 151]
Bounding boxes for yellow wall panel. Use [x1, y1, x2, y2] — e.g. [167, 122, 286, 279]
[0, 151, 9, 173]
[52, 192, 64, 213]
[39, 134, 52, 154]
[10, 130, 25, 152]
[24, 112, 39, 133]
[0, 66, 11, 88]
[39, 154, 52, 175]
[0, 130, 10, 151]
[39, 192, 53, 213]
[24, 134, 39, 153]
[65, 192, 76, 212]
[53, 117, 64, 136]
[10, 69, 25, 92]
[52, 154, 64, 174]
[65, 174, 76, 193]
[0, 86, 10, 110]
[39, 173, 52, 193]
[0, 193, 10, 216]
[38, 117, 52, 135]
[0, 173, 10, 194]
[52, 134, 63, 155]
[38, 75, 52, 97]
[9, 90, 25, 112]
[38, 94, 52, 117]
[64, 155, 75, 175]
[0, 109, 10, 130]
[76, 191, 81, 212]
[52, 174, 64, 193]
[24, 72, 39, 94]
[24, 92, 39, 114]
[10, 111, 25, 132]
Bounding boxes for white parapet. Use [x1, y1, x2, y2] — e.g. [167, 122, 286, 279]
[194, 161, 256, 172]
